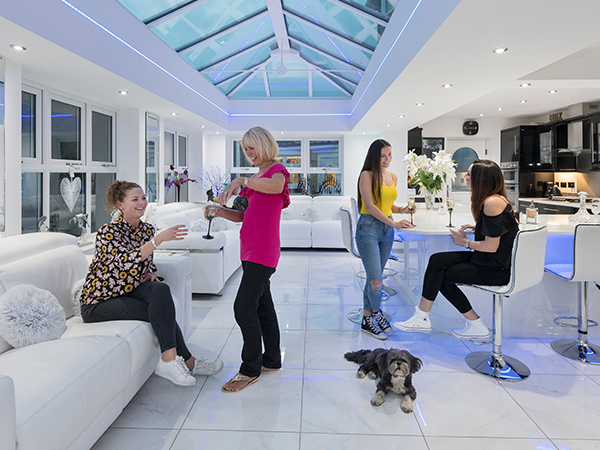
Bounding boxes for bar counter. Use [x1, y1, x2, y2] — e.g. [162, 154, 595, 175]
[389, 207, 599, 338]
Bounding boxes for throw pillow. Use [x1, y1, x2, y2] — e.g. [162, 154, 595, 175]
[0, 284, 66, 348]
[191, 219, 208, 233]
[190, 217, 227, 233]
[301, 206, 322, 223]
[281, 208, 294, 220]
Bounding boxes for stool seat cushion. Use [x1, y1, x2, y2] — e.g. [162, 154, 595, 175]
[544, 263, 573, 280]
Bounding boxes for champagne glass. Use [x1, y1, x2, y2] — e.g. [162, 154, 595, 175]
[446, 198, 454, 227]
[592, 198, 600, 223]
[407, 197, 416, 226]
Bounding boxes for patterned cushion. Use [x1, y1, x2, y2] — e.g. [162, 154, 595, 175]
[301, 206, 322, 223]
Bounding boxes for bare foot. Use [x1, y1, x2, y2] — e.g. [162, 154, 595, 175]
[221, 373, 260, 393]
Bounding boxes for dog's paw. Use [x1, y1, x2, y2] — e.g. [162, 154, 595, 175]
[371, 392, 385, 407]
[357, 370, 366, 379]
[400, 396, 414, 414]
[367, 371, 377, 380]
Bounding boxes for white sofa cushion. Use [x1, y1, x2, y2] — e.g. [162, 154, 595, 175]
[153, 211, 191, 230]
[0, 335, 130, 450]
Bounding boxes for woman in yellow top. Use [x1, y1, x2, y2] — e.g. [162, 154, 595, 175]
[356, 139, 414, 339]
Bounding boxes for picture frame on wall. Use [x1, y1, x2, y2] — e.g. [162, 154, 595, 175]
[422, 137, 445, 158]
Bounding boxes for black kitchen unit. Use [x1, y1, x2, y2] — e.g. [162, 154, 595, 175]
[500, 126, 538, 170]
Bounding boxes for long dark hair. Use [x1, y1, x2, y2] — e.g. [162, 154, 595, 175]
[357, 139, 392, 211]
[470, 159, 508, 221]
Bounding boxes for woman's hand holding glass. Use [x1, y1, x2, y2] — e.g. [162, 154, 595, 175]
[204, 205, 222, 220]
[449, 228, 469, 247]
[394, 219, 415, 229]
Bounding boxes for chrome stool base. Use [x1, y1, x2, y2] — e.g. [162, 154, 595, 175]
[347, 309, 391, 325]
[551, 339, 600, 365]
[465, 351, 530, 381]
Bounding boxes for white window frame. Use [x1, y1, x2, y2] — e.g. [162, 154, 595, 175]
[164, 128, 190, 202]
[21, 85, 43, 165]
[88, 105, 117, 169]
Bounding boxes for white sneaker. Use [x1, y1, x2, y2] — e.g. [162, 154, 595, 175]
[452, 318, 491, 340]
[192, 356, 224, 376]
[393, 308, 431, 333]
[155, 355, 196, 386]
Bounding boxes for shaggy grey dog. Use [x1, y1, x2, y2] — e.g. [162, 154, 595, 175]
[344, 348, 422, 412]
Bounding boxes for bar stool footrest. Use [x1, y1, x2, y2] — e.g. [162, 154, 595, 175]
[465, 351, 530, 381]
[553, 316, 598, 328]
[551, 339, 600, 365]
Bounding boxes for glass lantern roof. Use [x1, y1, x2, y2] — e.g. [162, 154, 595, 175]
[118, 0, 398, 98]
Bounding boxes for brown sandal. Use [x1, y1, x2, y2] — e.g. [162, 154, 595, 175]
[221, 373, 260, 393]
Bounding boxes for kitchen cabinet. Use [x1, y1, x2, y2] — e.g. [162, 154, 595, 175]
[500, 126, 537, 171]
[518, 200, 577, 215]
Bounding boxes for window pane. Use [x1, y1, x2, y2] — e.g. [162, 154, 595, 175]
[22, 91, 36, 158]
[22, 172, 43, 234]
[288, 173, 307, 195]
[165, 132, 175, 166]
[51, 100, 81, 160]
[146, 114, 159, 203]
[233, 140, 253, 168]
[91, 111, 112, 163]
[309, 172, 342, 196]
[178, 135, 187, 166]
[49, 172, 86, 236]
[276, 140, 302, 167]
[91, 173, 116, 231]
[310, 140, 339, 168]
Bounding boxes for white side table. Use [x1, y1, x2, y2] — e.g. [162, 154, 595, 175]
[154, 250, 193, 338]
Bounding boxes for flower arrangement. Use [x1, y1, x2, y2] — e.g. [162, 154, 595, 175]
[200, 166, 230, 197]
[165, 166, 197, 200]
[403, 150, 456, 208]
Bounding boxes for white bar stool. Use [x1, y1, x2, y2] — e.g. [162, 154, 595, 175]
[545, 224, 600, 365]
[465, 226, 548, 381]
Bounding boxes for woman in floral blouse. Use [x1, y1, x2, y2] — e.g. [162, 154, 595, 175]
[80, 180, 223, 387]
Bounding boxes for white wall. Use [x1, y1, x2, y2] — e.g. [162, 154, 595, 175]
[117, 108, 145, 187]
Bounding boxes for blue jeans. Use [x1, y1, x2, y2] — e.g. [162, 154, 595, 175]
[355, 214, 394, 313]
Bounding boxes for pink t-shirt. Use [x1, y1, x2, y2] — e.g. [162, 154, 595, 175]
[239, 163, 290, 268]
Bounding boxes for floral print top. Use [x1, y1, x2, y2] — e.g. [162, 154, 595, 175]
[80, 216, 157, 305]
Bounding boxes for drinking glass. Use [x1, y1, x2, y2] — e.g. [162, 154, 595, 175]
[446, 198, 454, 227]
[592, 198, 600, 223]
[407, 197, 416, 226]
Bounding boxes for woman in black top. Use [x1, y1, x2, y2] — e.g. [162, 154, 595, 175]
[394, 160, 519, 340]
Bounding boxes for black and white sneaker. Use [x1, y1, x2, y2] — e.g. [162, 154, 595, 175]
[361, 315, 387, 340]
[373, 310, 393, 336]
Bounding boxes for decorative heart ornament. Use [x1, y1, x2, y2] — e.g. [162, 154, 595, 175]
[60, 177, 81, 212]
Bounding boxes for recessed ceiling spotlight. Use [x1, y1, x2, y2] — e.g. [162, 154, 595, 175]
[170, 112, 177, 116]
[416, 102, 424, 106]
[362, 132, 366, 134]
[442, 84, 452, 88]
[520, 100, 527, 103]
[479, 113, 484, 117]
[386, 124, 391, 127]
[520, 83, 531, 88]
[201, 125, 205, 128]
[10, 44, 27, 51]
[549, 90, 558, 94]
[398, 114, 405, 118]
[280, 132, 284, 134]
[216, 131, 220, 134]
[492, 47, 508, 54]
[118, 90, 128, 95]
[498, 107, 504, 111]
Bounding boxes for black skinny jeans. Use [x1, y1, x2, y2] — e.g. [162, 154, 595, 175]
[422, 251, 510, 314]
[81, 281, 191, 360]
[234, 261, 281, 378]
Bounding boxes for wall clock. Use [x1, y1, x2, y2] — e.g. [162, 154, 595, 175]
[462, 121, 479, 136]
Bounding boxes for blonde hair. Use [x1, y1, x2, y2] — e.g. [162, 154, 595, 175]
[241, 126, 279, 163]
[106, 180, 141, 212]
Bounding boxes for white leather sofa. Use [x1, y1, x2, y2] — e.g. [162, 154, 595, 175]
[0, 232, 189, 450]
[280, 196, 351, 249]
[149, 202, 241, 295]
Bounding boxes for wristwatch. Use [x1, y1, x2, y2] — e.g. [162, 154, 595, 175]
[464, 240, 470, 249]
[243, 177, 248, 187]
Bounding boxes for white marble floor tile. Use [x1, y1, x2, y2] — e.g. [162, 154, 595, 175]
[425, 437, 558, 450]
[306, 304, 361, 331]
[185, 327, 231, 359]
[306, 285, 363, 306]
[308, 268, 357, 287]
[270, 286, 307, 304]
[183, 368, 303, 432]
[172, 430, 300, 450]
[111, 375, 203, 429]
[300, 433, 428, 450]
[304, 330, 387, 370]
[301, 368, 423, 435]
[503, 374, 600, 439]
[463, 337, 586, 376]
[414, 372, 544, 438]
[218, 329, 305, 369]
[271, 266, 310, 286]
[91, 428, 179, 450]
[192, 302, 237, 330]
[275, 303, 307, 330]
[384, 331, 472, 373]
[553, 439, 600, 450]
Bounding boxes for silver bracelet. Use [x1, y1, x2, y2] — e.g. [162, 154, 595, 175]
[151, 238, 157, 249]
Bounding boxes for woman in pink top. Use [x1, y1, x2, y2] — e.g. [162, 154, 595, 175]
[206, 126, 290, 393]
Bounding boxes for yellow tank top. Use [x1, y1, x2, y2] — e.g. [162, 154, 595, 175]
[360, 174, 398, 216]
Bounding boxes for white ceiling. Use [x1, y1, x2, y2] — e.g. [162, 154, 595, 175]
[2, 0, 600, 134]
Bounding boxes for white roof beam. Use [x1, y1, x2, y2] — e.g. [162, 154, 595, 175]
[199, 37, 275, 72]
[288, 36, 364, 71]
[265, 0, 290, 52]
